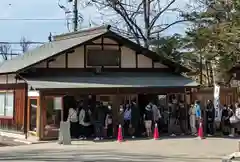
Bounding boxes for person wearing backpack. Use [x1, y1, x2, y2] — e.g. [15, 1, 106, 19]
[144, 104, 153, 137]
[79, 106, 92, 139]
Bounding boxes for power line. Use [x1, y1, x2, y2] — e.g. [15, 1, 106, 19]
[0, 18, 69, 21]
[0, 41, 45, 45]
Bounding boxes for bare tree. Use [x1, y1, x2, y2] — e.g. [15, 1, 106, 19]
[20, 37, 30, 53]
[0, 44, 12, 60]
[89, 0, 190, 48]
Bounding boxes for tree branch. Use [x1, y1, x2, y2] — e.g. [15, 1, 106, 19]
[130, 1, 143, 19]
[149, 0, 176, 30]
[150, 19, 188, 35]
[117, 2, 147, 42]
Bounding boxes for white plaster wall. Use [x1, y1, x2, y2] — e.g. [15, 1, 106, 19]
[0, 74, 16, 84]
[92, 38, 118, 44]
[137, 54, 152, 68]
[121, 46, 136, 68]
[28, 91, 40, 97]
[104, 38, 118, 44]
[154, 62, 168, 68]
[31, 37, 169, 69]
[49, 54, 66, 68]
[68, 46, 84, 68]
[34, 62, 46, 68]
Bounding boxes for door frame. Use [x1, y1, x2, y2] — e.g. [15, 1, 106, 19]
[27, 96, 39, 135]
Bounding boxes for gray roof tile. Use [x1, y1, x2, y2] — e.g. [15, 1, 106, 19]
[0, 29, 107, 74]
[0, 25, 190, 74]
[26, 73, 199, 89]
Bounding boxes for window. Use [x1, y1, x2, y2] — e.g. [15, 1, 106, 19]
[87, 49, 120, 66]
[44, 97, 62, 138]
[29, 99, 37, 131]
[0, 92, 14, 117]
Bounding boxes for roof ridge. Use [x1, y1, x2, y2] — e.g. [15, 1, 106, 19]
[53, 25, 111, 41]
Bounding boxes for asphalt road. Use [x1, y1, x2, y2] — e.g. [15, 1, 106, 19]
[0, 135, 26, 146]
[0, 137, 238, 162]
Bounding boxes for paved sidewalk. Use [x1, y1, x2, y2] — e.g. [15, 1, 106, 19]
[0, 137, 238, 162]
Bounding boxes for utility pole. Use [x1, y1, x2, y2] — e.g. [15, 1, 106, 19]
[73, 0, 78, 32]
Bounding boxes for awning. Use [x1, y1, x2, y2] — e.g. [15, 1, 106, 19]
[26, 72, 199, 89]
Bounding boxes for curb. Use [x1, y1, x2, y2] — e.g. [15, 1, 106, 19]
[222, 152, 240, 162]
[13, 139, 32, 145]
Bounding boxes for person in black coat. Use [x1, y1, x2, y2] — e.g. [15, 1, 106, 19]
[178, 101, 187, 135]
[130, 100, 140, 138]
[206, 100, 215, 136]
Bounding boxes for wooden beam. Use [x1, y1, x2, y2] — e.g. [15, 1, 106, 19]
[118, 44, 121, 68]
[0, 83, 27, 90]
[40, 87, 189, 96]
[85, 43, 119, 46]
[65, 53, 68, 68]
[101, 37, 104, 50]
[84, 45, 86, 68]
[136, 52, 138, 68]
[46, 62, 49, 68]
[19, 68, 176, 78]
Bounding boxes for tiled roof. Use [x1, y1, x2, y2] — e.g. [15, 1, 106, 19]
[0, 25, 190, 74]
[26, 72, 199, 89]
[0, 27, 108, 74]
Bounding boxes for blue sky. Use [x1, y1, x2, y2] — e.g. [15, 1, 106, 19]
[0, 0, 190, 51]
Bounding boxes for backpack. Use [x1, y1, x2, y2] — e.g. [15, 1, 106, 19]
[145, 109, 153, 120]
[83, 110, 91, 123]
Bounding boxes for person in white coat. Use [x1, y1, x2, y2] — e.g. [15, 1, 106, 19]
[189, 104, 197, 135]
[229, 103, 240, 137]
[67, 106, 78, 139]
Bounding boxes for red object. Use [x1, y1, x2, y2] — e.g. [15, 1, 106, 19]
[153, 123, 159, 140]
[117, 124, 123, 142]
[198, 120, 203, 139]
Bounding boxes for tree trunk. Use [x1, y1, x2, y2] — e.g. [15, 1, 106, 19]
[199, 51, 203, 85]
[143, 0, 150, 48]
[205, 61, 211, 86]
[209, 61, 214, 86]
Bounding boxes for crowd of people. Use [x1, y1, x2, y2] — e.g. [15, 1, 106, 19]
[67, 100, 114, 140]
[65, 95, 240, 141]
[203, 100, 240, 137]
[66, 97, 162, 141]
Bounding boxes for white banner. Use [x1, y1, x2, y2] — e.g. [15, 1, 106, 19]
[214, 84, 221, 122]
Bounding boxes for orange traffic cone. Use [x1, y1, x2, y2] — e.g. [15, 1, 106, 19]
[198, 120, 203, 139]
[153, 123, 159, 140]
[117, 124, 123, 142]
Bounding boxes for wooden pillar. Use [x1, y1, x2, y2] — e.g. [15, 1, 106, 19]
[27, 97, 30, 132]
[36, 91, 45, 140]
[23, 85, 28, 139]
[41, 93, 47, 140]
[111, 94, 120, 136]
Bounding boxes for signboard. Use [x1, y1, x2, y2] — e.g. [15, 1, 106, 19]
[214, 84, 221, 122]
[54, 97, 62, 110]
